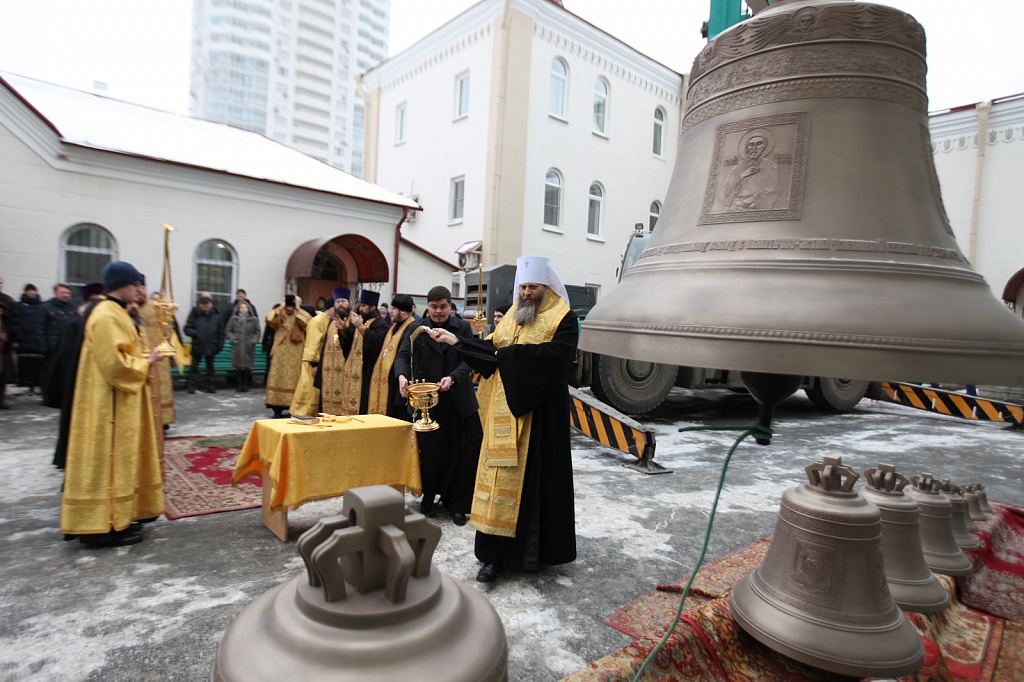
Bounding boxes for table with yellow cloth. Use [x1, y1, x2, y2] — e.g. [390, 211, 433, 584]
[232, 415, 421, 540]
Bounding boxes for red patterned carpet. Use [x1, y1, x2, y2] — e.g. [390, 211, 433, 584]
[568, 505, 1024, 682]
[162, 434, 260, 520]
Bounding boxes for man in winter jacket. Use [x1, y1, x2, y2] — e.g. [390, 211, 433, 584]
[41, 283, 78, 401]
[184, 295, 226, 393]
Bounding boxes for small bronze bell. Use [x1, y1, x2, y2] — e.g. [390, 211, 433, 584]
[962, 484, 991, 522]
[212, 486, 508, 681]
[940, 479, 980, 550]
[729, 456, 923, 677]
[973, 483, 995, 515]
[906, 474, 973, 576]
[861, 464, 948, 614]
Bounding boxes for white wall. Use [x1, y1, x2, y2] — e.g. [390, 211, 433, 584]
[369, 4, 497, 262]
[0, 118, 403, 320]
[931, 97, 1024, 300]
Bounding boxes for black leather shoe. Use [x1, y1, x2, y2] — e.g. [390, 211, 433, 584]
[452, 513, 467, 526]
[419, 499, 435, 516]
[476, 564, 501, 583]
[79, 530, 142, 547]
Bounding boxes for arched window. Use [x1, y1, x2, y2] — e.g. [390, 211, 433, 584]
[593, 77, 609, 134]
[194, 240, 238, 310]
[653, 107, 666, 156]
[549, 58, 568, 119]
[544, 169, 563, 229]
[588, 183, 604, 237]
[62, 223, 118, 288]
[649, 201, 661, 232]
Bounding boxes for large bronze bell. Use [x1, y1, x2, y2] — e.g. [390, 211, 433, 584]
[861, 464, 948, 613]
[578, 0, 1024, 385]
[906, 474, 973, 576]
[729, 456, 924, 677]
[212, 486, 508, 681]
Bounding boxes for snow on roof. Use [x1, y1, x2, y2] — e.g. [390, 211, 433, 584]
[1, 71, 420, 211]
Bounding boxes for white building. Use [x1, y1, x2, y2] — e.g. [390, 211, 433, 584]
[190, 0, 390, 177]
[930, 94, 1024, 312]
[360, 0, 684, 305]
[0, 72, 454, 318]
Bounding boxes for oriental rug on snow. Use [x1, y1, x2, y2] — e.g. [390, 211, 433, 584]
[162, 434, 260, 520]
[567, 506, 1024, 682]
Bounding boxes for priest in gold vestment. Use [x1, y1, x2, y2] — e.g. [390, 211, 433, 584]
[290, 287, 350, 416]
[367, 294, 416, 421]
[264, 295, 311, 418]
[429, 256, 578, 583]
[61, 261, 165, 547]
[339, 289, 388, 414]
[319, 288, 351, 415]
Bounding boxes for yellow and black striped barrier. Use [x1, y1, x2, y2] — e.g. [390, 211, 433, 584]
[568, 387, 669, 474]
[879, 382, 1024, 428]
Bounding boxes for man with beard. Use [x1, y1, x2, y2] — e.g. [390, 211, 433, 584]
[318, 288, 351, 415]
[264, 294, 310, 418]
[291, 287, 351, 416]
[367, 294, 416, 421]
[428, 256, 578, 582]
[395, 286, 481, 524]
[339, 290, 388, 414]
[61, 261, 165, 547]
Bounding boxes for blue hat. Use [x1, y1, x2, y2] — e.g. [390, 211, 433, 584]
[358, 290, 380, 307]
[333, 286, 351, 301]
[101, 261, 144, 292]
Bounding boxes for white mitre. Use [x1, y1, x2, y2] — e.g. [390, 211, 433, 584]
[513, 255, 570, 304]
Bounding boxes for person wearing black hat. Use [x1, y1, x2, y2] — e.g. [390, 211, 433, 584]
[338, 289, 388, 414]
[290, 293, 337, 416]
[367, 294, 417, 420]
[264, 294, 311, 417]
[317, 287, 352, 415]
[184, 294, 226, 394]
[15, 283, 47, 395]
[61, 261, 165, 547]
[394, 285, 482, 525]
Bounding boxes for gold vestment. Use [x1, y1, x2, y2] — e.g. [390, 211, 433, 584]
[320, 324, 347, 415]
[290, 312, 332, 416]
[61, 300, 164, 534]
[264, 307, 310, 407]
[469, 294, 570, 537]
[367, 316, 414, 414]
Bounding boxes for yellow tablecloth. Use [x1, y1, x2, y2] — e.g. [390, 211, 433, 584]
[232, 415, 421, 512]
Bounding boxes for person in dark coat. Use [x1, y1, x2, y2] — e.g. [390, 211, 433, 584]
[40, 283, 78, 403]
[51, 283, 106, 468]
[225, 302, 260, 391]
[428, 256, 578, 583]
[394, 285, 482, 526]
[16, 284, 47, 395]
[0, 275, 18, 409]
[184, 295, 226, 393]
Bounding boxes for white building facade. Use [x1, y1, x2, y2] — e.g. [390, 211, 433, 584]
[190, 0, 390, 176]
[360, 0, 684, 303]
[930, 95, 1024, 311]
[0, 72, 451, 319]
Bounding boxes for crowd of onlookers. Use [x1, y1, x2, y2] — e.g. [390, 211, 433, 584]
[0, 277, 79, 409]
[0, 279, 444, 407]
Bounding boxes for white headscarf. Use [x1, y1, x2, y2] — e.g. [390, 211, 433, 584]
[513, 255, 570, 304]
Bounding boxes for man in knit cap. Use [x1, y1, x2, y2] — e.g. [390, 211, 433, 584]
[339, 289, 387, 414]
[367, 293, 417, 421]
[61, 261, 165, 547]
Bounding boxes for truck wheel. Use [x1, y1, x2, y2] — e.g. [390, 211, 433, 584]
[805, 377, 869, 412]
[591, 354, 677, 414]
